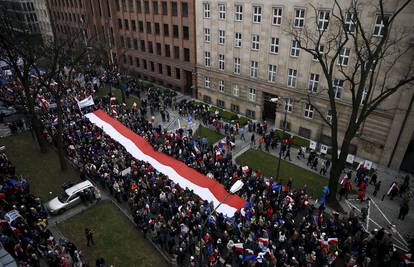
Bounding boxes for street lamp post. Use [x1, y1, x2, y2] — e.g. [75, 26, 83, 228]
[198, 180, 244, 267]
[270, 97, 288, 181]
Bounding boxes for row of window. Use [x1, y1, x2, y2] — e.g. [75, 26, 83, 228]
[118, 36, 191, 62]
[116, 0, 189, 18]
[50, 0, 83, 9]
[122, 54, 182, 80]
[203, 74, 369, 104]
[204, 31, 350, 65]
[52, 11, 84, 24]
[118, 19, 190, 40]
[203, 3, 388, 37]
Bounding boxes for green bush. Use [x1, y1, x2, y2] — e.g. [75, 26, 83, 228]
[293, 136, 310, 148]
[207, 106, 249, 126]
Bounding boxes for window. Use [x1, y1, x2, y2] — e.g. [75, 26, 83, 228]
[148, 41, 153, 53]
[218, 54, 225, 70]
[174, 46, 179, 59]
[140, 40, 145, 51]
[235, 4, 243, 21]
[217, 99, 225, 108]
[176, 68, 181, 80]
[373, 15, 389, 37]
[158, 63, 163, 74]
[182, 2, 188, 17]
[204, 2, 210, 18]
[183, 26, 189, 39]
[133, 38, 138, 49]
[290, 40, 300, 57]
[132, 20, 136, 31]
[173, 25, 179, 37]
[143, 59, 147, 69]
[333, 79, 344, 99]
[218, 30, 225, 45]
[155, 23, 160, 35]
[165, 44, 170, 57]
[161, 1, 168, 15]
[233, 57, 241, 74]
[234, 32, 242, 47]
[233, 84, 239, 96]
[308, 73, 319, 93]
[285, 98, 293, 112]
[313, 44, 325, 61]
[251, 34, 260, 50]
[138, 21, 144, 32]
[172, 2, 178, 16]
[294, 8, 305, 28]
[184, 48, 190, 62]
[268, 64, 277, 82]
[204, 77, 211, 88]
[272, 7, 282, 25]
[304, 103, 314, 119]
[118, 18, 123, 29]
[204, 28, 210, 42]
[204, 51, 211, 66]
[246, 109, 256, 119]
[248, 88, 256, 102]
[231, 104, 240, 113]
[153, 1, 158, 14]
[318, 10, 330, 30]
[150, 61, 155, 72]
[167, 65, 171, 76]
[163, 24, 169, 36]
[252, 6, 262, 23]
[326, 110, 332, 123]
[137, 0, 142, 12]
[287, 68, 297, 87]
[218, 3, 226, 20]
[144, 1, 149, 13]
[270, 37, 279, 54]
[218, 80, 224, 92]
[135, 57, 140, 67]
[250, 61, 258, 78]
[146, 22, 151, 34]
[345, 12, 355, 33]
[338, 47, 350, 66]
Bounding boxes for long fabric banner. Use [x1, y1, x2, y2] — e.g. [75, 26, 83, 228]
[85, 110, 247, 216]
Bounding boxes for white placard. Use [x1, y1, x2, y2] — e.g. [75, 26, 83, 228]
[364, 160, 373, 170]
[309, 140, 317, 150]
[346, 154, 355, 164]
[320, 144, 328, 154]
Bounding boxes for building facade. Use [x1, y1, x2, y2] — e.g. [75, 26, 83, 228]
[47, 0, 197, 96]
[0, 0, 53, 42]
[195, 0, 414, 170]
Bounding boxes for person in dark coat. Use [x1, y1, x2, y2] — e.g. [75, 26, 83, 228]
[398, 202, 409, 220]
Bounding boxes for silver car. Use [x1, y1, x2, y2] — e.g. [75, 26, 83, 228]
[46, 180, 101, 214]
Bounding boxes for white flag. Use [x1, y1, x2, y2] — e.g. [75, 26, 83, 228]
[77, 96, 95, 109]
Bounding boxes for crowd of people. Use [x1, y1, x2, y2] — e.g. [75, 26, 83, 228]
[0, 70, 413, 267]
[0, 153, 83, 266]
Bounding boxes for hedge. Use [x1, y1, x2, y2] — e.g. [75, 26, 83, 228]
[273, 129, 310, 148]
[208, 106, 249, 126]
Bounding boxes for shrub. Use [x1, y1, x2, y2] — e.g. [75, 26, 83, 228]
[142, 81, 153, 89]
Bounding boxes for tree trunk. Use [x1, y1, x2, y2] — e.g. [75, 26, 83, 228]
[55, 95, 67, 171]
[28, 99, 47, 153]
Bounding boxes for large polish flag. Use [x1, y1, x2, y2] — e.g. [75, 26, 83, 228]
[85, 110, 247, 216]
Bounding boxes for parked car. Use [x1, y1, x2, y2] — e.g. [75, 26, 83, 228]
[45, 180, 101, 215]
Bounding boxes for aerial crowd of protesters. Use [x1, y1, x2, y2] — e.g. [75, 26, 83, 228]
[0, 69, 412, 267]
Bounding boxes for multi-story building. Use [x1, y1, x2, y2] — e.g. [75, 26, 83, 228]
[0, 0, 41, 35]
[195, 0, 414, 171]
[47, 0, 197, 96]
[0, 0, 53, 42]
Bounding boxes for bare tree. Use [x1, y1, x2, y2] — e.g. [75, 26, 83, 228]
[0, 7, 48, 152]
[287, 0, 414, 206]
